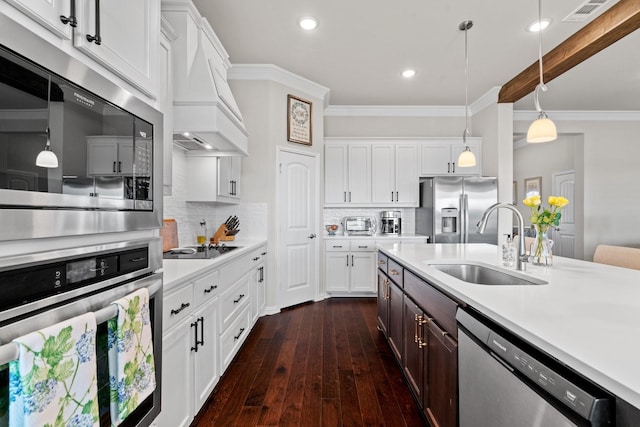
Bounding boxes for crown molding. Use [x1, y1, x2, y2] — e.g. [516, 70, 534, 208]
[470, 87, 500, 115]
[323, 105, 465, 117]
[228, 64, 331, 107]
[514, 110, 640, 121]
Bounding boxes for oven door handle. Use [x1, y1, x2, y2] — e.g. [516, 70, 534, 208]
[0, 277, 162, 365]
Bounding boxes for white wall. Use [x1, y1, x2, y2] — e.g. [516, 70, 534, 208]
[325, 115, 464, 138]
[514, 118, 640, 260]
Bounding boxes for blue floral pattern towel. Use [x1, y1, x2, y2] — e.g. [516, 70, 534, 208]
[108, 288, 155, 426]
[8, 312, 99, 427]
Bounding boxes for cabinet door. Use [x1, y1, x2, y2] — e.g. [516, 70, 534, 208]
[387, 281, 403, 362]
[350, 252, 376, 292]
[5, 0, 72, 39]
[118, 140, 135, 175]
[217, 156, 233, 198]
[156, 322, 194, 427]
[257, 264, 266, 316]
[420, 143, 452, 176]
[87, 140, 118, 175]
[74, 0, 159, 97]
[347, 144, 371, 204]
[186, 157, 219, 202]
[377, 272, 389, 336]
[193, 299, 219, 412]
[371, 144, 395, 205]
[403, 297, 424, 403]
[325, 252, 350, 292]
[395, 144, 418, 205]
[424, 321, 458, 427]
[230, 156, 242, 199]
[324, 144, 348, 204]
[451, 139, 482, 176]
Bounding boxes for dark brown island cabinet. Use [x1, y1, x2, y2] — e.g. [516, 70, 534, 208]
[377, 251, 460, 427]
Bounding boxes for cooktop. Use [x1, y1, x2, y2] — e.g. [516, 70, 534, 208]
[162, 245, 240, 260]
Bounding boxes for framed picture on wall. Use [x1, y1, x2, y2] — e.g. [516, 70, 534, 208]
[287, 95, 312, 145]
[524, 176, 542, 198]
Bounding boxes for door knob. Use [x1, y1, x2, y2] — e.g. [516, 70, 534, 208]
[308, 233, 316, 239]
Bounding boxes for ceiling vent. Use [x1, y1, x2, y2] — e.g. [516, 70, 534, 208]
[562, 0, 614, 22]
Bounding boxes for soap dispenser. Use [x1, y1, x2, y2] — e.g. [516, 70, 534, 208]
[502, 234, 515, 267]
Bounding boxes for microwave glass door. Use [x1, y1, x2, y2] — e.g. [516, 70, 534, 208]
[0, 46, 153, 211]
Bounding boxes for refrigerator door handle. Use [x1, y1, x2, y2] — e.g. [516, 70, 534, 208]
[460, 194, 468, 243]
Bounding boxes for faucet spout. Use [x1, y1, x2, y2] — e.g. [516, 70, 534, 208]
[477, 202, 528, 271]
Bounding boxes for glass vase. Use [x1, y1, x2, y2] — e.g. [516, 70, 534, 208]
[531, 224, 553, 266]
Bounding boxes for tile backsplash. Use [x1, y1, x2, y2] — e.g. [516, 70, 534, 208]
[163, 146, 267, 246]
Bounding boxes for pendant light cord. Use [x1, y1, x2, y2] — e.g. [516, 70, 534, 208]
[460, 20, 473, 145]
[46, 74, 52, 147]
[538, 0, 544, 88]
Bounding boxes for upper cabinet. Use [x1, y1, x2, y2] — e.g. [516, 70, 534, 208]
[371, 142, 418, 207]
[420, 138, 482, 176]
[325, 142, 371, 206]
[185, 155, 241, 204]
[3, 0, 160, 99]
[74, 0, 159, 98]
[160, 18, 178, 195]
[217, 156, 242, 202]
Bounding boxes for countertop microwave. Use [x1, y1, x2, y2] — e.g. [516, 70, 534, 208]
[343, 217, 376, 236]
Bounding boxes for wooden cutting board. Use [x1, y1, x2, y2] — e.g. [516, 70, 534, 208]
[160, 219, 179, 252]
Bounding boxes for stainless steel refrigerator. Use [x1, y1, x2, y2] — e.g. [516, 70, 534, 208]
[416, 177, 498, 244]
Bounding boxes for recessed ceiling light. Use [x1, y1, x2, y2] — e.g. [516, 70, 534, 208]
[527, 18, 551, 32]
[298, 17, 318, 31]
[402, 69, 416, 78]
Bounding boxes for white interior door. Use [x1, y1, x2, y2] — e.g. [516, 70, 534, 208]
[277, 149, 318, 309]
[552, 171, 576, 258]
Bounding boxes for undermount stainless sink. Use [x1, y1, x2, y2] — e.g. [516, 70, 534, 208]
[429, 263, 547, 286]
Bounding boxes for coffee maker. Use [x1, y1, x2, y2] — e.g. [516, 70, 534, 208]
[380, 211, 401, 235]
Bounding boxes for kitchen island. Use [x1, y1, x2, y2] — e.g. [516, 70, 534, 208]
[377, 242, 640, 416]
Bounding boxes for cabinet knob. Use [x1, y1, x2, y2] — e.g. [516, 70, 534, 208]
[390, 269, 399, 276]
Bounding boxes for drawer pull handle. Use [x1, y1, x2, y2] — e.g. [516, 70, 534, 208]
[253, 257, 260, 261]
[261, 252, 267, 256]
[234, 328, 246, 340]
[358, 246, 368, 249]
[170, 302, 190, 315]
[378, 260, 386, 265]
[390, 269, 399, 276]
[233, 294, 245, 304]
[333, 245, 343, 248]
[204, 285, 218, 294]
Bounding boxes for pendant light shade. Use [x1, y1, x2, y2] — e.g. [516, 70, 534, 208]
[457, 20, 476, 168]
[36, 76, 59, 168]
[527, 0, 557, 143]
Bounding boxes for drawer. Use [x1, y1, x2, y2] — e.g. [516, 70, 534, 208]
[387, 259, 403, 286]
[163, 284, 194, 332]
[404, 269, 459, 338]
[219, 274, 250, 332]
[193, 270, 220, 307]
[325, 240, 349, 251]
[377, 252, 388, 274]
[220, 254, 250, 287]
[350, 240, 375, 252]
[219, 306, 250, 370]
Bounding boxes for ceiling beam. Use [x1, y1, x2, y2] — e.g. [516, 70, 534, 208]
[498, 0, 640, 104]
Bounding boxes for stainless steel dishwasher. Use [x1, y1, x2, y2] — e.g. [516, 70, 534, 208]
[457, 309, 613, 427]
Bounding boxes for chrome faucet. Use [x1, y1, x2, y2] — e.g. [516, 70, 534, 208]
[477, 202, 528, 271]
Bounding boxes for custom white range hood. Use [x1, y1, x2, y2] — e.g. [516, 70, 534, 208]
[163, 1, 248, 155]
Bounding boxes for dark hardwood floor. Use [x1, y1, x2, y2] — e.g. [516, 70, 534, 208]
[192, 298, 425, 426]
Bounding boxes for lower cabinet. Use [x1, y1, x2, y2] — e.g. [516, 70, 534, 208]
[377, 254, 459, 427]
[325, 240, 376, 294]
[250, 246, 267, 324]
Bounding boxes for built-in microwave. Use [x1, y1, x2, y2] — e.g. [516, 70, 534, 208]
[0, 17, 162, 241]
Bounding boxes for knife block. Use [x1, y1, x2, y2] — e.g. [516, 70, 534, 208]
[211, 224, 235, 244]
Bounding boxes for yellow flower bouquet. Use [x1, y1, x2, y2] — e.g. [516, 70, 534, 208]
[522, 195, 569, 265]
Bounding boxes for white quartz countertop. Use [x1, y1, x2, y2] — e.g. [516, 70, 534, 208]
[377, 242, 640, 408]
[161, 239, 266, 291]
[323, 233, 429, 240]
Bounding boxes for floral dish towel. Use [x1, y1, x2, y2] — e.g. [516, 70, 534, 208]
[108, 288, 155, 426]
[9, 312, 99, 427]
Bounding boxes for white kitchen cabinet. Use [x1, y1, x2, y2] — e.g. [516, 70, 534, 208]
[74, 0, 159, 97]
[324, 240, 376, 294]
[325, 142, 371, 206]
[157, 270, 219, 427]
[4, 0, 72, 40]
[185, 156, 240, 204]
[371, 142, 418, 207]
[420, 138, 482, 176]
[217, 156, 242, 201]
[250, 246, 267, 325]
[4, 0, 159, 99]
[160, 18, 177, 195]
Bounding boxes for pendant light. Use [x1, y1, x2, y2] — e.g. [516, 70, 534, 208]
[457, 20, 476, 168]
[35, 75, 59, 168]
[526, 0, 557, 143]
